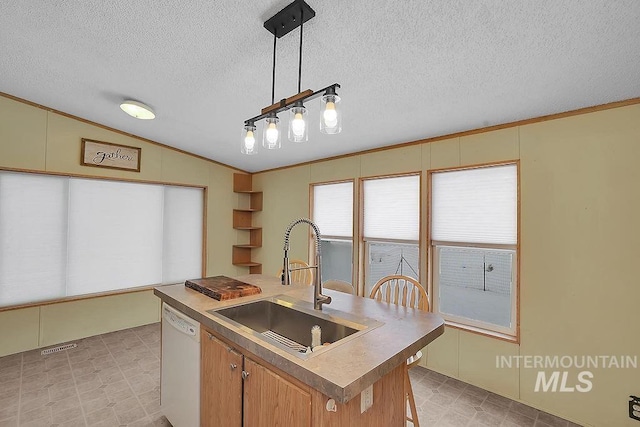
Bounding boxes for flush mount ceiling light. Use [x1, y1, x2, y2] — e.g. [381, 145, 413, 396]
[120, 100, 156, 120]
[241, 0, 342, 155]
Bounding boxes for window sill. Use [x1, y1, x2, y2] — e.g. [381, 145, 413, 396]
[0, 284, 158, 313]
[444, 320, 519, 344]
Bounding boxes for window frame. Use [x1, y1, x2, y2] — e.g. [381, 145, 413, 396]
[0, 167, 207, 311]
[428, 161, 520, 342]
[309, 179, 356, 287]
[360, 172, 422, 295]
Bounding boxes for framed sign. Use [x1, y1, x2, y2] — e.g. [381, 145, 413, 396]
[81, 139, 141, 172]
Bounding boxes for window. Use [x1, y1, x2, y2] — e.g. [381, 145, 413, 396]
[363, 174, 420, 296]
[312, 181, 353, 283]
[0, 171, 204, 308]
[430, 163, 518, 338]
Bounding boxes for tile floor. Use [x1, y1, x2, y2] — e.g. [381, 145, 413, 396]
[407, 368, 582, 427]
[0, 323, 582, 427]
[0, 323, 169, 427]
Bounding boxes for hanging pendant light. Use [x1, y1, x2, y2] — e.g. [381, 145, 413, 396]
[320, 86, 342, 134]
[263, 114, 281, 149]
[240, 0, 343, 155]
[241, 122, 258, 155]
[288, 102, 308, 142]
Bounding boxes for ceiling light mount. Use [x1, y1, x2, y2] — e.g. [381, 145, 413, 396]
[241, 0, 342, 155]
[264, 0, 315, 38]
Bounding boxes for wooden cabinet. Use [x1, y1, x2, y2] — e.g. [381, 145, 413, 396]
[200, 326, 404, 427]
[243, 357, 311, 427]
[232, 173, 262, 274]
[201, 329, 243, 427]
[201, 327, 310, 427]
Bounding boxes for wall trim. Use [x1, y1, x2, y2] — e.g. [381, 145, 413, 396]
[255, 97, 640, 175]
[0, 91, 249, 174]
[0, 286, 155, 313]
[5, 91, 639, 177]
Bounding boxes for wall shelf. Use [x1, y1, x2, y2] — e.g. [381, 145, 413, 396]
[232, 174, 262, 274]
[232, 262, 262, 268]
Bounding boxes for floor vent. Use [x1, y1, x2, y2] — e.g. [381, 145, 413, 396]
[41, 343, 77, 355]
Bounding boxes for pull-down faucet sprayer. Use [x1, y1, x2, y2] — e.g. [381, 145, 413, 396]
[282, 218, 331, 310]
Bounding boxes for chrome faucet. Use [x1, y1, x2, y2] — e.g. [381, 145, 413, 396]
[282, 218, 331, 310]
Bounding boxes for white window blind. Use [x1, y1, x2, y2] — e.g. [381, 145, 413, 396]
[67, 179, 164, 296]
[163, 186, 204, 283]
[313, 182, 353, 238]
[363, 175, 420, 241]
[0, 172, 68, 306]
[0, 171, 204, 307]
[431, 164, 517, 244]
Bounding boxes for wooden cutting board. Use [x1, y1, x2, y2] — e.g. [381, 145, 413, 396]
[185, 276, 262, 301]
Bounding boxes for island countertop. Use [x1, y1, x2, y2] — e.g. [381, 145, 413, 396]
[154, 274, 444, 403]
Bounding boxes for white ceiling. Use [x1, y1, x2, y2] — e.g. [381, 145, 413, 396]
[1, 1, 639, 173]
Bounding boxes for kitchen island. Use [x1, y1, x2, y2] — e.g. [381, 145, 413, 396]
[154, 274, 444, 426]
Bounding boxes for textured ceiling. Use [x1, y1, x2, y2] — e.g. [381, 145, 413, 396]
[1, 1, 639, 172]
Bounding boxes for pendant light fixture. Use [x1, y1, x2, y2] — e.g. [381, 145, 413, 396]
[263, 114, 281, 149]
[320, 86, 341, 134]
[289, 102, 308, 142]
[241, 0, 342, 155]
[241, 121, 257, 155]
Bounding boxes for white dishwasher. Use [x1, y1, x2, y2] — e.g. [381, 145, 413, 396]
[161, 302, 200, 427]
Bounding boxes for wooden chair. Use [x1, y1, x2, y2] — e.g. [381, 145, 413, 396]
[322, 280, 354, 294]
[277, 259, 313, 286]
[369, 275, 429, 427]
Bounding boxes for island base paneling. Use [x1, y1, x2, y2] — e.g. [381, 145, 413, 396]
[310, 363, 405, 427]
[201, 325, 406, 427]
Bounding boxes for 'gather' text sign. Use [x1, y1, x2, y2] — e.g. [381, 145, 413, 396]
[81, 139, 141, 172]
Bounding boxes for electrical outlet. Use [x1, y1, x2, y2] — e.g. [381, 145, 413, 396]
[360, 384, 373, 413]
[630, 396, 640, 421]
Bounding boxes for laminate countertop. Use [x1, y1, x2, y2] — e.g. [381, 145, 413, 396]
[154, 274, 444, 403]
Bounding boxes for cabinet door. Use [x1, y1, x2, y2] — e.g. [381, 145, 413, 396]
[201, 329, 243, 427]
[243, 357, 311, 427]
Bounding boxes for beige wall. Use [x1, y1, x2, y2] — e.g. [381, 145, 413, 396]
[254, 104, 640, 426]
[0, 95, 244, 357]
[3, 92, 639, 425]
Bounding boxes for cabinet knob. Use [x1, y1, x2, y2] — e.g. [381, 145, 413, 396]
[207, 333, 214, 340]
[241, 370, 250, 380]
[230, 363, 237, 370]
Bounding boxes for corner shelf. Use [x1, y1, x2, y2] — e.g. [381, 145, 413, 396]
[232, 173, 262, 274]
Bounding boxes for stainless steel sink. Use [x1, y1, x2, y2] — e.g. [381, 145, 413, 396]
[207, 295, 383, 359]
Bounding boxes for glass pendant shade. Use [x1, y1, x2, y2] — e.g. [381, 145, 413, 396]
[320, 94, 342, 134]
[263, 115, 281, 149]
[288, 104, 308, 142]
[241, 123, 258, 155]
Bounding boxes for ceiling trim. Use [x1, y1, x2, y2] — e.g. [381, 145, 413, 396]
[3, 91, 639, 177]
[254, 96, 640, 175]
[0, 92, 249, 174]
